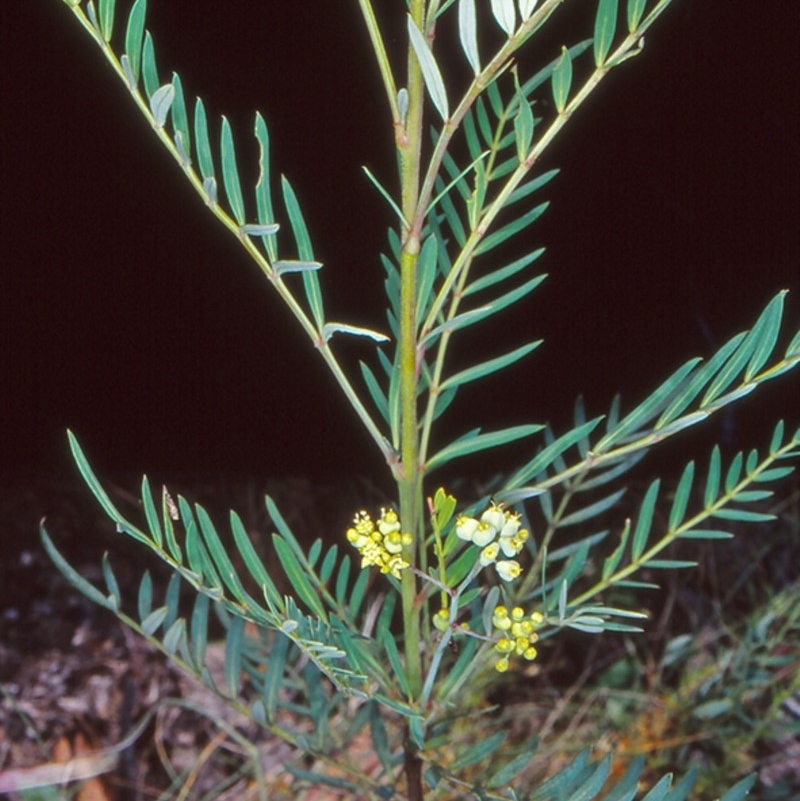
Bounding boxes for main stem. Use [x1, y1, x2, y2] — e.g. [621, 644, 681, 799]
[398, 1, 427, 798]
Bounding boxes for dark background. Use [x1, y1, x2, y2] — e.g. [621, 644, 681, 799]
[1, 1, 798, 491]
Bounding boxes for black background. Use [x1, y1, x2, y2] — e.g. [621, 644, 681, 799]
[1, 1, 798, 491]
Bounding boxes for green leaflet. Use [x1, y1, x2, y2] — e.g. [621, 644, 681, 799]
[439, 341, 542, 391]
[381, 253, 401, 328]
[319, 544, 339, 584]
[262, 631, 289, 722]
[41, 527, 111, 610]
[594, 0, 619, 67]
[220, 116, 245, 225]
[445, 543, 479, 586]
[137, 570, 153, 621]
[195, 503, 251, 605]
[426, 423, 542, 472]
[486, 77, 504, 118]
[745, 289, 786, 380]
[639, 775, 672, 801]
[254, 112, 278, 261]
[656, 334, 743, 427]
[660, 765, 698, 801]
[194, 97, 215, 181]
[304, 661, 329, 747]
[457, 0, 480, 74]
[725, 450, 744, 491]
[429, 175, 467, 248]
[307, 538, 323, 569]
[415, 233, 439, 323]
[566, 753, 612, 800]
[273, 535, 328, 622]
[363, 166, 408, 226]
[467, 158, 488, 229]
[141, 475, 162, 547]
[627, 0, 648, 32]
[224, 616, 245, 697]
[437, 146, 473, 203]
[596, 358, 702, 451]
[378, 347, 402, 443]
[642, 559, 697, 570]
[463, 249, 545, 296]
[98, 0, 116, 41]
[67, 431, 149, 545]
[141, 31, 158, 100]
[360, 360, 390, 424]
[557, 488, 626, 527]
[602, 520, 630, 581]
[578, 450, 645, 491]
[718, 775, 757, 801]
[559, 541, 591, 595]
[551, 46, 573, 113]
[704, 445, 721, 507]
[667, 460, 695, 530]
[285, 764, 360, 795]
[507, 168, 560, 207]
[530, 747, 591, 800]
[711, 508, 774, 522]
[514, 69, 535, 162]
[163, 573, 181, 633]
[162, 618, 187, 659]
[504, 417, 604, 493]
[519, 39, 593, 101]
[703, 291, 786, 404]
[407, 15, 449, 120]
[486, 748, 537, 789]
[631, 480, 659, 561]
[161, 485, 182, 562]
[451, 730, 506, 771]
[677, 529, 733, 540]
[102, 553, 121, 610]
[479, 271, 546, 317]
[753, 465, 794, 483]
[548, 531, 608, 564]
[382, 631, 410, 698]
[421, 308, 494, 349]
[282, 176, 324, 328]
[182, 502, 219, 589]
[770, 419, 786, 454]
[149, 83, 174, 129]
[474, 202, 549, 255]
[141, 605, 168, 638]
[123, 0, 147, 84]
[367, 701, 395, 779]
[462, 102, 483, 161]
[489, 0, 516, 37]
[170, 73, 190, 165]
[189, 592, 210, 670]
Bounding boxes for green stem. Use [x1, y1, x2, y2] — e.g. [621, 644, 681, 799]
[396, 3, 429, 799]
[397, 0, 426, 709]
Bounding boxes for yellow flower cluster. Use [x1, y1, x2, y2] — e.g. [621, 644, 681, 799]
[492, 605, 545, 672]
[346, 508, 413, 579]
[455, 502, 529, 582]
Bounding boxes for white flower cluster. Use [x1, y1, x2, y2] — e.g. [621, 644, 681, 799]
[455, 502, 528, 582]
